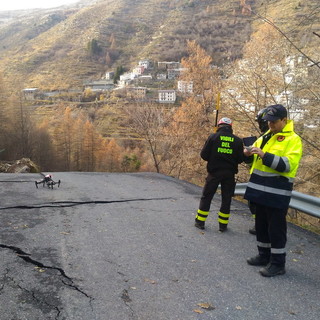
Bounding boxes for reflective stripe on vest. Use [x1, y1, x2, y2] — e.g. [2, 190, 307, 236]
[249, 120, 302, 179]
[270, 155, 290, 172]
[252, 169, 295, 183]
[247, 182, 292, 197]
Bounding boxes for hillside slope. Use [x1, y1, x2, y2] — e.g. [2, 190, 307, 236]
[0, 0, 318, 91]
[0, 0, 254, 90]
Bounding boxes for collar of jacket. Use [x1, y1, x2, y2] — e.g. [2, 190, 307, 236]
[217, 125, 233, 133]
[263, 119, 294, 136]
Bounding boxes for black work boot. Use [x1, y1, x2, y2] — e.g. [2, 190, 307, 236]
[259, 264, 286, 277]
[247, 255, 270, 266]
[194, 218, 205, 230]
[249, 225, 256, 235]
[219, 222, 228, 232]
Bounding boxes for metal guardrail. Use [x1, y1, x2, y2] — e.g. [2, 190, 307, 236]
[234, 183, 320, 219]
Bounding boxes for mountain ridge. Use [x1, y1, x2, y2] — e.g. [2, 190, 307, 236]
[0, 0, 254, 90]
[0, 0, 318, 91]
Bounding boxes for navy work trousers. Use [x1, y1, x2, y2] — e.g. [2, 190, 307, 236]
[199, 171, 236, 214]
[255, 203, 288, 265]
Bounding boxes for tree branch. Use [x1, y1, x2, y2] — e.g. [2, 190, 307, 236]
[249, 8, 320, 69]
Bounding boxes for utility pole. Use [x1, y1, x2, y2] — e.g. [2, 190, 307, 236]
[214, 92, 220, 132]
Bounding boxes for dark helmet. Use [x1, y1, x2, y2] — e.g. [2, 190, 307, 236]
[256, 108, 269, 133]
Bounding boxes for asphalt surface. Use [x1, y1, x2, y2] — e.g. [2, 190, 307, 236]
[0, 172, 319, 320]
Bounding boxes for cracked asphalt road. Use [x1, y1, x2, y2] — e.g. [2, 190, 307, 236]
[0, 172, 319, 320]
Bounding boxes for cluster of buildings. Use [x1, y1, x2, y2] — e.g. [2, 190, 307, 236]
[230, 55, 311, 121]
[85, 59, 193, 104]
[23, 54, 311, 119]
[22, 59, 195, 104]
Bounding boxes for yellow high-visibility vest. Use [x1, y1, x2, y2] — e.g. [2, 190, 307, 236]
[245, 120, 303, 209]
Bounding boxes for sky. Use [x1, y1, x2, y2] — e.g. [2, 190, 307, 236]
[0, 0, 79, 12]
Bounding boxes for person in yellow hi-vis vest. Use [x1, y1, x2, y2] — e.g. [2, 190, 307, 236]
[247, 107, 269, 235]
[195, 117, 244, 232]
[244, 104, 303, 277]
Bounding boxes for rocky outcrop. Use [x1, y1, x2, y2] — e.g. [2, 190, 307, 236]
[0, 158, 40, 173]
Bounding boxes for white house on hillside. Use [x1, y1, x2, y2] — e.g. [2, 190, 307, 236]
[167, 68, 187, 80]
[139, 60, 151, 69]
[177, 80, 193, 94]
[119, 73, 137, 87]
[105, 72, 114, 80]
[158, 90, 176, 103]
[157, 73, 167, 80]
[22, 88, 39, 100]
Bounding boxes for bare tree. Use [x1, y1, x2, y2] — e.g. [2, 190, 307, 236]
[160, 41, 223, 182]
[180, 40, 222, 121]
[124, 103, 171, 173]
[0, 74, 10, 158]
[223, 21, 320, 204]
[7, 91, 35, 159]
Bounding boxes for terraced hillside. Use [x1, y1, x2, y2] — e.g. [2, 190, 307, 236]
[0, 0, 318, 91]
[0, 0, 254, 90]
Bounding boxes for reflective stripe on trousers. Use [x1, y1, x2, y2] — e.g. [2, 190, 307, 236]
[196, 209, 209, 222]
[218, 211, 230, 225]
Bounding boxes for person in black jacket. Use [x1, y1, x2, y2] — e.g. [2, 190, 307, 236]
[195, 117, 244, 232]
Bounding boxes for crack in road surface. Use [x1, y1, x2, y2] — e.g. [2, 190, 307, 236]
[121, 288, 135, 319]
[0, 244, 92, 301]
[0, 195, 172, 319]
[0, 180, 32, 183]
[8, 274, 62, 320]
[0, 197, 173, 210]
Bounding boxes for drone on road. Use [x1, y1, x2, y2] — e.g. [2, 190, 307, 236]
[35, 173, 61, 189]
